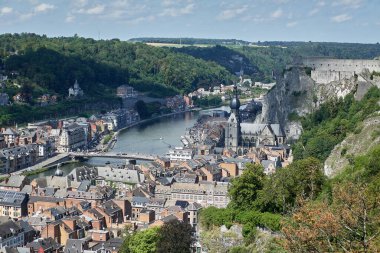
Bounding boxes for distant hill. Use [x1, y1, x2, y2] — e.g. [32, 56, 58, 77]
[128, 37, 251, 46]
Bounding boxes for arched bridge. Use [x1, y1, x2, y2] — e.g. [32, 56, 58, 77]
[69, 152, 157, 161]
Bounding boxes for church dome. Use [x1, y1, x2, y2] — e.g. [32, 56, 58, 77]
[230, 84, 240, 110]
[230, 97, 240, 110]
[54, 167, 63, 177]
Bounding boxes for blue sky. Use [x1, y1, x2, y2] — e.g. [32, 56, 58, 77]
[0, 0, 379, 43]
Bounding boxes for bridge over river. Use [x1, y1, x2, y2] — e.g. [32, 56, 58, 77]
[69, 152, 158, 161]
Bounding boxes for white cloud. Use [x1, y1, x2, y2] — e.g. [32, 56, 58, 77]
[86, 5, 105, 15]
[217, 5, 248, 21]
[271, 8, 283, 19]
[286, 21, 298, 27]
[317, 1, 326, 7]
[309, 8, 319, 16]
[332, 0, 363, 8]
[34, 3, 55, 13]
[0, 7, 13, 16]
[160, 3, 195, 17]
[65, 14, 75, 23]
[331, 13, 352, 22]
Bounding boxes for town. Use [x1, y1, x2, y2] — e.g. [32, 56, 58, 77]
[0, 72, 287, 252]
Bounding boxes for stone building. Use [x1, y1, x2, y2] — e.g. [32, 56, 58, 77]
[68, 80, 84, 98]
[116, 85, 137, 98]
[57, 123, 86, 153]
[155, 182, 230, 208]
[224, 84, 286, 153]
[302, 57, 380, 84]
[0, 218, 25, 248]
[0, 144, 38, 173]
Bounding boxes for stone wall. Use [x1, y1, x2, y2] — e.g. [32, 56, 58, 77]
[303, 57, 380, 72]
[303, 57, 380, 84]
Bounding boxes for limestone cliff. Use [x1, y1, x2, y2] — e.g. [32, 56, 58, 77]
[324, 114, 380, 177]
[256, 66, 380, 141]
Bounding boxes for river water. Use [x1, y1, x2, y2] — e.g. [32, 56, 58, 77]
[30, 107, 230, 179]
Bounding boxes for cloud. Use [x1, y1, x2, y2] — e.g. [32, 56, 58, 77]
[86, 5, 105, 15]
[332, 0, 363, 8]
[34, 3, 55, 13]
[286, 21, 298, 27]
[160, 3, 195, 17]
[331, 14, 352, 22]
[0, 7, 13, 15]
[217, 5, 248, 21]
[65, 14, 75, 23]
[308, 8, 320, 16]
[271, 8, 283, 19]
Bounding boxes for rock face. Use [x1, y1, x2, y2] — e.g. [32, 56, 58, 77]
[256, 65, 380, 141]
[324, 114, 380, 177]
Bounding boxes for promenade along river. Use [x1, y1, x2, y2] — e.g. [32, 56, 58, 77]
[30, 107, 230, 179]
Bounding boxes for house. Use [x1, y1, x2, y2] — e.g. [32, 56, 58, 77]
[98, 200, 123, 227]
[57, 123, 86, 153]
[0, 144, 38, 173]
[26, 237, 63, 253]
[0, 175, 29, 191]
[116, 85, 137, 98]
[2, 128, 19, 147]
[0, 190, 28, 218]
[0, 218, 25, 248]
[64, 239, 89, 253]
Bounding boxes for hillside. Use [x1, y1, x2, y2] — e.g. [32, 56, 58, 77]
[324, 114, 380, 177]
[0, 33, 233, 98]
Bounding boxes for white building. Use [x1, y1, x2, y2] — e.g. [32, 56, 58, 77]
[68, 80, 84, 98]
[166, 147, 194, 162]
[57, 123, 86, 153]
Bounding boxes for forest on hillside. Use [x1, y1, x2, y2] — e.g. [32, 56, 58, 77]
[0, 33, 233, 98]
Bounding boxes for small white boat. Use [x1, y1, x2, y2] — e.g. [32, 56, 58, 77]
[159, 137, 163, 140]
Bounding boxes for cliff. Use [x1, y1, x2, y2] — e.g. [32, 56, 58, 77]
[256, 66, 380, 141]
[324, 114, 380, 177]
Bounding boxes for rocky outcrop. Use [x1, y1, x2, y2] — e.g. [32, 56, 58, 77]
[256, 66, 378, 141]
[324, 114, 380, 177]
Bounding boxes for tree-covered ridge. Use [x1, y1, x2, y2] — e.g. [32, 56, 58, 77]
[128, 37, 251, 45]
[0, 33, 233, 97]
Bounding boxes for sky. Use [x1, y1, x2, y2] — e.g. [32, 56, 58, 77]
[0, 0, 379, 43]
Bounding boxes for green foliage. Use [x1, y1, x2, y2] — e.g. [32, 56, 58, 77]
[199, 207, 282, 233]
[157, 220, 194, 253]
[134, 100, 150, 119]
[192, 95, 222, 108]
[293, 87, 380, 161]
[256, 157, 325, 214]
[122, 227, 161, 253]
[228, 163, 265, 210]
[0, 96, 120, 126]
[1, 33, 233, 96]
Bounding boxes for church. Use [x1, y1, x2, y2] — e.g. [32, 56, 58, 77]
[224, 84, 286, 153]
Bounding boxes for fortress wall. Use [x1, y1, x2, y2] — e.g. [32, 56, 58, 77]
[303, 57, 380, 73]
[311, 70, 355, 84]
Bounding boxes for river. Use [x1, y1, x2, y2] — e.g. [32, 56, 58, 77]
[30, 107, 231, 179]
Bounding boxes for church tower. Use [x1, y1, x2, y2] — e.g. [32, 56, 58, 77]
[225, 84, 241, 152]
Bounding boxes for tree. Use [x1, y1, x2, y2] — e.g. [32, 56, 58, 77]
[228, 163, 265, 210]
[282, 182, 380, 253]
[157, 220, 194, 253]
[134, 100, 150, 119]
[256, 157, 325, 214]
[125, 227, 160, 253]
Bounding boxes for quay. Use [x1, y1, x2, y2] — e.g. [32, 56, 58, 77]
[68, 151, 157, 161]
